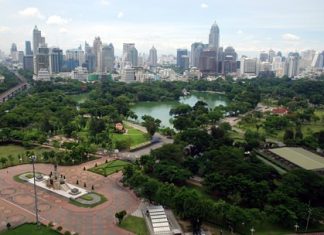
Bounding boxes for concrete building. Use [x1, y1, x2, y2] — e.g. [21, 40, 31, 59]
[191, 42, 205, 68]
[49, 48, 63, 74]
[25, 41, 33, 56]
[311, 51, 324, 69]
[93, 37, 103, 73]
[71, 66, 88, 81]
[240, 57, 258, 77]
[18, 51, 24, 64]
[66, 47, 85, 69]
[122, 65, 135, 82]
[287, 54, 300, 78]
[23, 55, 34, 71]
[148, 46, 158, 67]
[259, 51, 269, 62]
[35, 47, 49, 75]
[176, 49, 188, 69]
[222, 46, 237, 75]
[102, 43, 115, 72]
[198, 49, 218, 74]
[10, 43, 18, 61]
[209, 21, 220, 50]
[269, 49, 276, 63]
[36, 68, 50, 81]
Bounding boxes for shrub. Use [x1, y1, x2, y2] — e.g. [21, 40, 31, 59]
[48, 221, 54, 227]
[57, 226, 63, 231]
[64, 231, 72, 235]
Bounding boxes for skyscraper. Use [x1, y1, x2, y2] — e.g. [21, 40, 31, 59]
[49, 48, 63, 74]
[33, 26, 44, 74]
[191, 42, 206, 68]
[65, 47, 85, 71]
[208, 22, 220, 50]
[93, 37, 103, 73]
[259, 51, 269, 62]
[10, 43, 18, 61]
[102, 43, 115, 72]
[25, 41, 32, 56]
[287, 54, 300, 78]
[176, 49, 188, 68]
[35, 47, 49, 75]
[128, 46, 138, 67]
[222, 46, 237, 75]
[148, 46, 157, 67]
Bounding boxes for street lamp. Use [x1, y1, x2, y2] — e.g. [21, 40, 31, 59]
[294, 223, 299, 232]
[250, 227, 255, 235]
[30, 155, 40, 226]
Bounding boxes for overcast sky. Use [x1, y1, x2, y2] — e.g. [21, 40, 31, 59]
[0, 0, 323, 57]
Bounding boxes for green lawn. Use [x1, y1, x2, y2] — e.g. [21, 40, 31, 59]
[111, 125, 149, 148]
[119, 215, 149, 235]
[0, 223, 60, 235]
[0, 144, 51, 168]
[69, 192, 107, 208]
[69, 93, 89, 104]
[89, 160, 131, 176]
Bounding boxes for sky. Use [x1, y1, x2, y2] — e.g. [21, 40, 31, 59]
[0, 0, 324, 57]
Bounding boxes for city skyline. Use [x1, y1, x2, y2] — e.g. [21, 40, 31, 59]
[0, 0, 324, 56]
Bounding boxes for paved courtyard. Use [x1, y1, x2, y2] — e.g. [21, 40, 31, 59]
[0, 157, 140, 235]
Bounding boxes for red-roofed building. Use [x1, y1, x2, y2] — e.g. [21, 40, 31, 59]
[272, 107, 288, 116]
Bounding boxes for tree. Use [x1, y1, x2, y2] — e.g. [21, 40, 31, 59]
[0, 157, 8, 167]
[283, 129, 295, 145]
[141, 115, 161, 138]
[115, 210, 127, 224]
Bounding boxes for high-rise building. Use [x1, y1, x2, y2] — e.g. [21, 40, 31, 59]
[10, 43, 18, 61]
[148, 46, 157, 67]
[209, 22, 220, 50]
[176, 49, 188, 68]
[65, 47, 85, 71]
[259, 51, 269, 62]
[93, 37, 102, 73]
[23, 55, 34, 71]
[35, 47, 49, 75]
[33, 26, 44, 74]
[268, 49, 276, 63]
[191, 42, 206, 68]
[25, 41, 33, 56]
[311, 51, 324, 69]
[240, 57, 258, 77]
[287, 54, 299, 78]
[128, 46, 138, 67]
[18, 51, 24, 64]
[198, 49, 218, 74]
[222, 46, 237, 75]
[102, 43, 115, 72]
[49, 48, 63, 74]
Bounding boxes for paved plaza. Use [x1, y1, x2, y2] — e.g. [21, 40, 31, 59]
[0, 157, 140, 235]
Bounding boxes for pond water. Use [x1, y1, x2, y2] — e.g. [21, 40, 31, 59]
[131, 91, 227, 128]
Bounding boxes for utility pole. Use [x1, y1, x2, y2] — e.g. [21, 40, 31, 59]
[30, 155, 40, 226]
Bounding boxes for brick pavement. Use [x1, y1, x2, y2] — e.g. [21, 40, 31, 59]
[0, 157, 139, 235]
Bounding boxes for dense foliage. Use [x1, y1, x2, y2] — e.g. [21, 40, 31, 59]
[0, 65, 20, 93]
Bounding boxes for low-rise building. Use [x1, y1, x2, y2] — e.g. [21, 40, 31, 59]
[71, 66, 88, 82]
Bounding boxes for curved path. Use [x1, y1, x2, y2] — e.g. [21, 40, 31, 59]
[0, 157, 140, 235]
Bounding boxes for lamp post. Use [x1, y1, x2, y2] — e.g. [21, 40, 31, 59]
[294, 223, 299, 232]
[250, 227, 255, 235]
[30, 155, 40, 226]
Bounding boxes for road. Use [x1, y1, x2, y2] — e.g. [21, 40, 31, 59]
[121, 121, 174, 159]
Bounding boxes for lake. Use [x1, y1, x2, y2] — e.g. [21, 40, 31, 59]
[131, 91, 227, 128]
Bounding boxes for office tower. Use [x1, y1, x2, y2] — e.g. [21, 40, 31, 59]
[148, 46, 157, 67]
[18, 51, 24, 64]
[93, 37, 103, 73]
[259, 51, 269, 62]
[49, 48, 63, 74]
[25, 41, 33, 56]
[268, 49, 276, 63]
[23, 55, 34, 71]
[240, 57, 258, 76]
[222, 46, 237, 75]
[128, 46, 138, 67]
[191, 42, 205, 68]
[123, 43, 135, 57]
[33, 26, 42, 54]
[176, 49, 188, 68]
[209, 21, 220, 50]
[102, 43, 115, 72]
[10, 43, 18, 61]
[287, 54, 299, 78]
[35, 47, 49, 75]
[311, 51, 324, 69]
[65, 47, 85, 71]
[198, 49, 218, 74]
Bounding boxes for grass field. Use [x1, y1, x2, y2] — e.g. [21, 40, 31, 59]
[0, 223, 60, 235]
[89, 160, 130, 176]
[0, 144, 51, 168]
[111, 124, 149, 147]
[119, 215, 149, 235]
[69, 192, 107, 208]
[69, 93, 89, 104]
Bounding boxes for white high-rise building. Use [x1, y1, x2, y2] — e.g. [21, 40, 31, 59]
[148, 46, 157, 67]
[311, 51, 324, 69]
[287, 56, 299, 78]
[33, 26, 44, 74]
[66, 47, 85, 66]
[102, 43, 115, 72]
[209, 22, 220, 50]
[191, 42, 205, 68]
[240, 57, 258, 77]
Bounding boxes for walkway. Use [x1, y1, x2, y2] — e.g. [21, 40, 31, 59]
[0, 157, 140, 235]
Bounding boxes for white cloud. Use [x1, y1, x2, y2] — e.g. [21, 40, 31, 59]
[0, 26, 9, 32]
[18, 7, 44, 19]
[282, 33, 300, 41]
[117, 11, 124, 19]
[100, 0, 110, 6]
[59, 27, 68, 33]
[237, 30, 243, 35]
[47, 15, 68, 25]
[200, 3, 208, 9]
